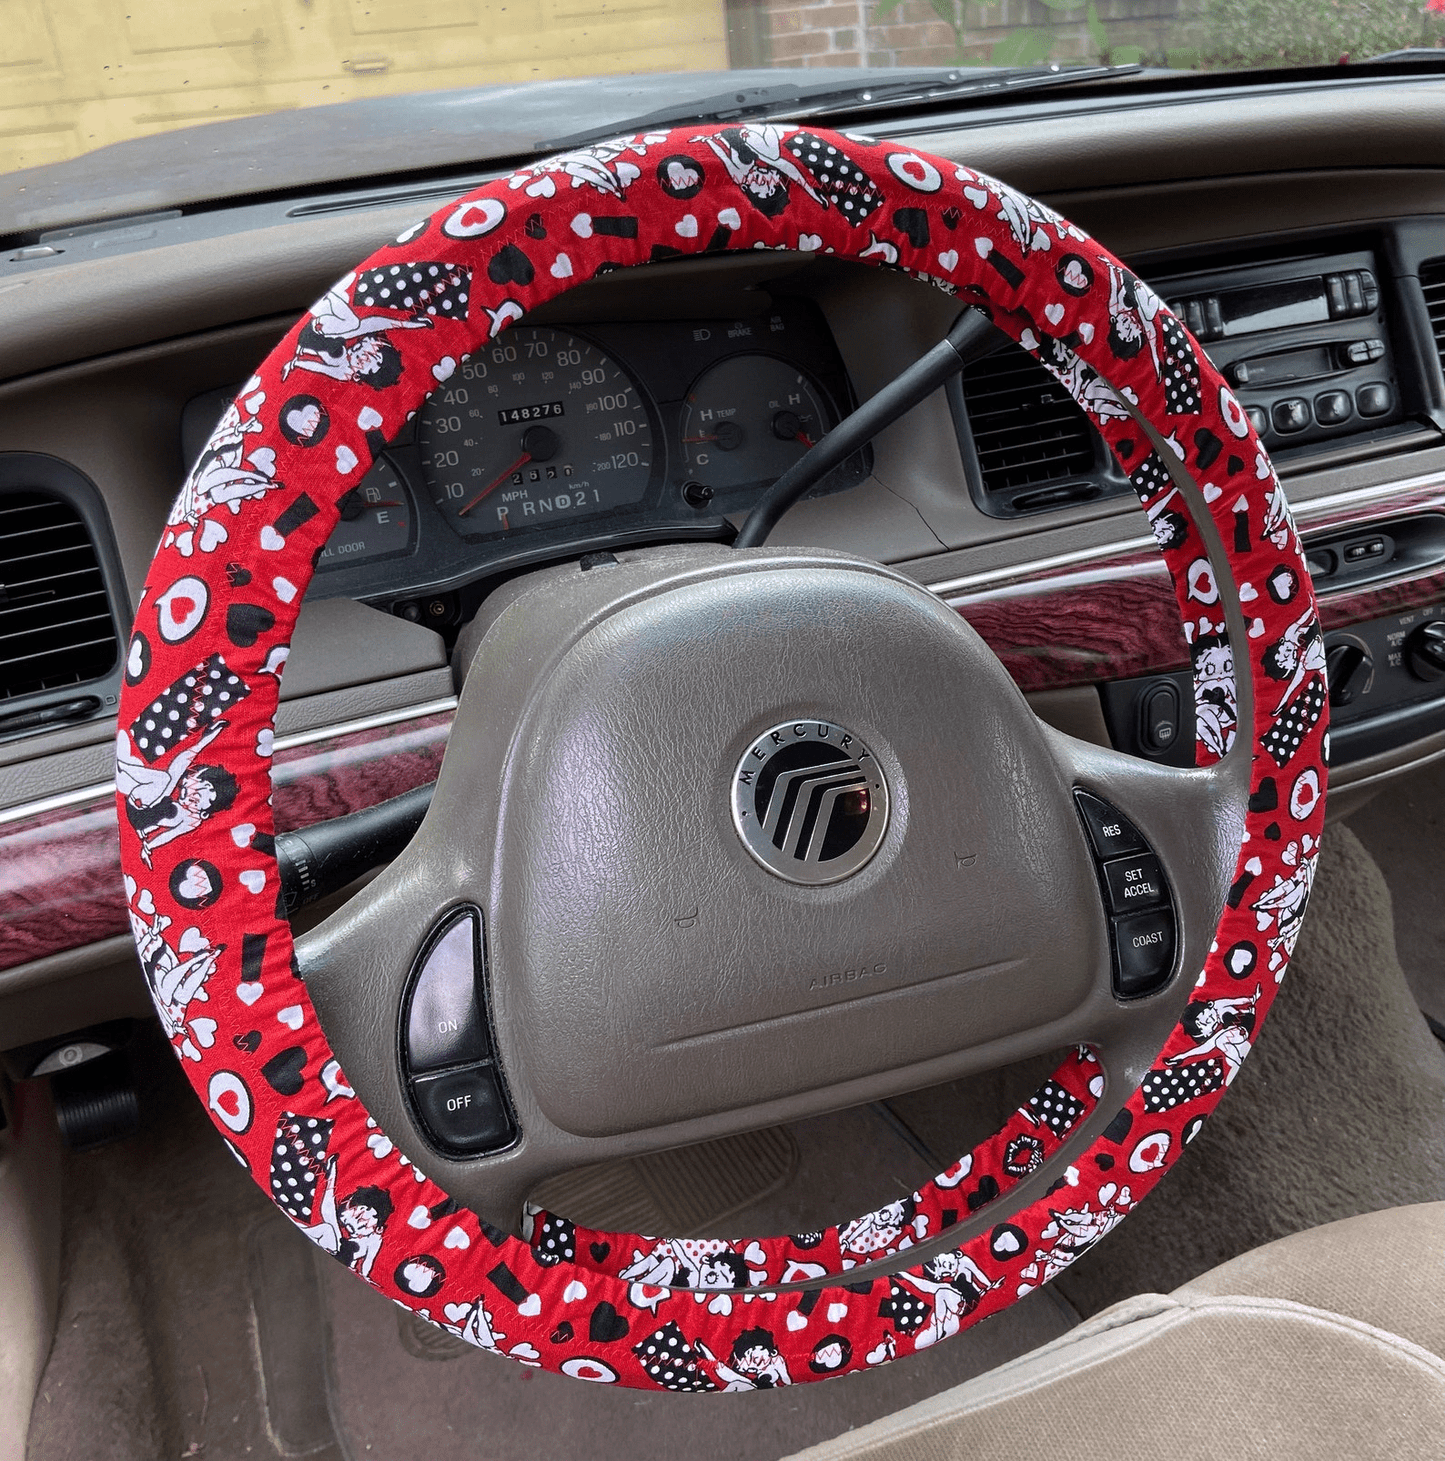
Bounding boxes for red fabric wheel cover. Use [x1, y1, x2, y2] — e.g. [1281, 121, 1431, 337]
[117, 126, 1327, 1391]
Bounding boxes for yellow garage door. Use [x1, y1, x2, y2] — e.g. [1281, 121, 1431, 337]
[0, 0, 729, 176]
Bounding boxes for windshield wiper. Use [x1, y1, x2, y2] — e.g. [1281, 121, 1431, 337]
[536, 63, 1142, 154]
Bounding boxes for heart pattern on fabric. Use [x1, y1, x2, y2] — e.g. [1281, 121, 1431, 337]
[115, 126, 1325, 1396]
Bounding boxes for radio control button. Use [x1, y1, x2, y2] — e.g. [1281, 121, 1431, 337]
[1326, 274, 1348, 317]
[1356, 382, 1393, 418]
[1343, 273, 1366, 314]
[1183, 299, 1205, 335]
[1314, 390, 1352, 426]
[1272, 398, 1310, 434]
[1246, 405, 1269, 435]
[1345, 338, 1386, 365]
[1359, 269, 1379, 310]
[1204, 297, 1224, 337]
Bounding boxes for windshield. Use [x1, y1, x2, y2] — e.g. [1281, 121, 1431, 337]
[3, 0, 1442, 183]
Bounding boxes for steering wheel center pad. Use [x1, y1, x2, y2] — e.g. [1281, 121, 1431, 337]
[117, 126, 1327, 1390]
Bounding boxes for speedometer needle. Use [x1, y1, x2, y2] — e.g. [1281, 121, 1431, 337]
[458, 453, 531, 517]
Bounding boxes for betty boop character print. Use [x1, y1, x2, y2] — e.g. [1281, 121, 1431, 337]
[697, 1328, 792, 1390]
[1251, 835, 1319, 971]
[1021, 1185, 1135, 1289]
[508, 134, 662, 200]
[839, 1196, 926, 1266]
[302, 1155, 393, 1279]
[697, 125, 826, 218]
[1166, 985, 1260, 1085]
[900, 1250, 1000, 1349]
[117, 719, 238, 868]
[1103, 261, 1200, 415]
[1192, 630, 1238, 758]
[126, 884, 224, 1042]
[1263, 480, 1301, 553]
[954, 166, 1083, 256]
[166, 393, 280, 552]
[1263, 604, 1327, 718]
[619, 1237, 758, 1313]
[283, 272, 435, 389]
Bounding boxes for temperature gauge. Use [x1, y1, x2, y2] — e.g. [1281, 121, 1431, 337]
[680, 356, 833, 495]
[316, 458, 412, 571]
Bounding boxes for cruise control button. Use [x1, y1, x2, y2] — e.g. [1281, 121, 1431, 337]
[412, 1064, 515, 1155]
[1356, 382, 1392, 418]
[1073, 791, 1148, 860]
[405, 910, 490, 1075]
[1102, 853, 1168, 914]
[1112, 908, 1176, 998]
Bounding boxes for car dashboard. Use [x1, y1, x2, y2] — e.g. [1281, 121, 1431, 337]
[2, 71, 1445, 1067]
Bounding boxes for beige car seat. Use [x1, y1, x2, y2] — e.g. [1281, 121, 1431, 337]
[785, 1203, 1445, 1461]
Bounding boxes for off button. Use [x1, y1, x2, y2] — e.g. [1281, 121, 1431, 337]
[411, 1064, 515, 1155]
[1101, 852, 1168, 914]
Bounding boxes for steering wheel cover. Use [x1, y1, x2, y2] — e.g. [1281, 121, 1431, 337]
[117, 126, 1326, 1389]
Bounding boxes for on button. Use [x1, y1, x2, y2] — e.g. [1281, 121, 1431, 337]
[404, 909, 491, 1075]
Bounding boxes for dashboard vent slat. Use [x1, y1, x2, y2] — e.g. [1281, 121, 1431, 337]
[0, 489, 119, 701]
[960, 348, 1098, 498]
[1421, 258, 1445, 383]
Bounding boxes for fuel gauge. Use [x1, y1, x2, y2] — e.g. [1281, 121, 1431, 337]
[680, 356, 833, 495]
[316, 457, 413, 571]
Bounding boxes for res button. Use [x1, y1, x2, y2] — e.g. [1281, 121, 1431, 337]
[1101, 853, 1168, 914]
[1073, 791, 1148, 860]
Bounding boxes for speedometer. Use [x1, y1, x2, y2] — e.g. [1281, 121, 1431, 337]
[418, 326, 654, 541]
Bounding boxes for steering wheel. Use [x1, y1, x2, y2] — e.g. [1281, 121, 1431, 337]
[117, 126, 1327, 1391]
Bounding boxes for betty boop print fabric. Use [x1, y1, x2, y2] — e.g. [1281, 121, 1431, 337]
[117, 126, 1327, 1391]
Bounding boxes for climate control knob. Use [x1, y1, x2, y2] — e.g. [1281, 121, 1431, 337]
[1325, 636, 1374, 707]
[1405, 620, 1445, 683]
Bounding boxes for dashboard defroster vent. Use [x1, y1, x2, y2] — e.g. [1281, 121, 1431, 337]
[1421, 258, 1445, 380]
[0, 489, 119, 702]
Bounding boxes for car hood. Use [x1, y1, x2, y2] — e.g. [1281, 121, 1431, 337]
[0, 68, 953, 238]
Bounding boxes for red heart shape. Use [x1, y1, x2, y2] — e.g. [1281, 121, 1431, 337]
[216, 1089, 240, 1117]
[168, 596, 196, 624]
[458, 206, 490, 229]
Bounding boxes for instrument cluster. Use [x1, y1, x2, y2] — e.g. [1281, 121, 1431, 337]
[181, 299, 867, 617]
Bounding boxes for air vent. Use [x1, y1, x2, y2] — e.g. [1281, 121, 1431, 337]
[951, 345, 1128, 519]
[1422, 258, 1445, 378]
[0, 489, 119, 702]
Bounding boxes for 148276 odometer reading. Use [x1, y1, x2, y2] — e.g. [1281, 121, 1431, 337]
[417, 325, 655, 541]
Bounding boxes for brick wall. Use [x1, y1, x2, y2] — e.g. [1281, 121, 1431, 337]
[732, 0, 1202, 70]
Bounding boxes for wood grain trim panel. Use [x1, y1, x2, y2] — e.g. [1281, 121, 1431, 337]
[0, 711, 450, 975]
[944, 470, 1445, 692]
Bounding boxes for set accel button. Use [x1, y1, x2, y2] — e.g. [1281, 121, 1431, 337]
[1101, 852, 1168, 914]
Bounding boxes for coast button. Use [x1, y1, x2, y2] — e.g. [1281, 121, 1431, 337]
[1112, 908, 1176, 998]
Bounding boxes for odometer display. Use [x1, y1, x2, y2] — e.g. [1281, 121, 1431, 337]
[418, 327, 654, 540]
